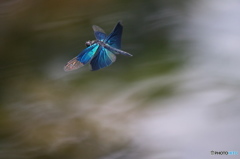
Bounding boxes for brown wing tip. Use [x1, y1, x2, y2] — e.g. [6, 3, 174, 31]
[64, 57, 84, 71]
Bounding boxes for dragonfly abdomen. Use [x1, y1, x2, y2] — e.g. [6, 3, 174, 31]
[103, 44, 132, 57]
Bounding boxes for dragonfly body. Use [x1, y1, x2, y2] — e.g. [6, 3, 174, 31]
[64, 22, 132, 71]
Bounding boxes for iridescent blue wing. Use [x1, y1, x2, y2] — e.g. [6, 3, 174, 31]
[92, 25, 107, 41]
[77, 43, 99, 64]
[64, 43, 99, 71]
[90, 46, 116, 71]
[104, 22, 122, 49]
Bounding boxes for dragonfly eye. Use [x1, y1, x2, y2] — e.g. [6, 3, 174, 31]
[85, 41, 91, 47]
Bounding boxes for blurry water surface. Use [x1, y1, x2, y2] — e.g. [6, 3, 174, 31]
[0, 0, 240, 159]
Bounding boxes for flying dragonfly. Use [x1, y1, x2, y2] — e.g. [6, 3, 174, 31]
[64, 22, 132, 71]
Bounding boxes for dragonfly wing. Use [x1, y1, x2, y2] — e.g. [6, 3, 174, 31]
[64, 43, 99, 71]
[105, 22, 122, 49]
[64, 57, 84, 71]
[90, 46, 116, 71]
[77, 43, 99, 64]
[92, 25, 107, 41]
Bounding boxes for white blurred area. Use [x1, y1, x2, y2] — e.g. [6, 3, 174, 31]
[124, 0, 240, 159]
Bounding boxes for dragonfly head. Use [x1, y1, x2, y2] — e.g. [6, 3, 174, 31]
[85, 40, 96, 47]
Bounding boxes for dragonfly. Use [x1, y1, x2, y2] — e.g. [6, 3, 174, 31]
[64, 22, 132, 71]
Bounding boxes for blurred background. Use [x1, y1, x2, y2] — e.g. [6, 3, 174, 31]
[0, 0, 240, 159]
